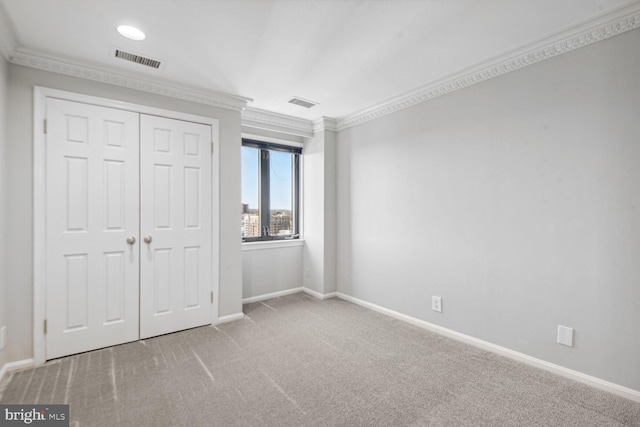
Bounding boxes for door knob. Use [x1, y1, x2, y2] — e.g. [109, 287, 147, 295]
[143, 235, 153, 244]
[126, 236, 136, 245]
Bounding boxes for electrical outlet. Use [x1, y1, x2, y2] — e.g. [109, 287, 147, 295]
[0, 326, 6, 351]
[557, 325, 574, 347]
[305, 268, 311, 278]
[432, 296, 442, 313]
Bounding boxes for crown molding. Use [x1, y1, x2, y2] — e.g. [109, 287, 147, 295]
[336, 1, 640, 131]
[0, 3, 248, 112]
[312, 117, 339, 133]
[7, 49, 250, 111]
[2, 2, 639, 129]
[0, 1, 249, 113]
[242, 107, 314, 138]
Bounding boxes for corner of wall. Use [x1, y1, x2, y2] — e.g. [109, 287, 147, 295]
[302, 129, 338, 294]
[302, 131, 325, 294]
[218, 111, 244, 318]
[323, 130, 337, 293]
[0, 55, 8, 372]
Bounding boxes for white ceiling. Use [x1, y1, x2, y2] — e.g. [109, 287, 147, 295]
[0, 0, 633, 120]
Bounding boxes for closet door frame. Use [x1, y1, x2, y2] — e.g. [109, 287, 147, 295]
[33, 87, 220, 365]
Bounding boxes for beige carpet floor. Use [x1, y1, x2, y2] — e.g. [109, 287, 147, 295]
[1, 293, 639, 426]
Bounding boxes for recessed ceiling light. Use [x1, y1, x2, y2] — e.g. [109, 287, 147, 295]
[117, 25, 146, 41]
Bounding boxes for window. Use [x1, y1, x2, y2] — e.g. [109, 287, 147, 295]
[241, 138, 301, 242]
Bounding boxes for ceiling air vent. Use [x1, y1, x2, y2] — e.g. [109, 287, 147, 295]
[288, 97, 318, 108]
[114, 49, 162, 69]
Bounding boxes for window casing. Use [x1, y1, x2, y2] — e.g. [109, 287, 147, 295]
[241, 138, 301, 242]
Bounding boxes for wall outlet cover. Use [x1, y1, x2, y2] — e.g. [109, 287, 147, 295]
[0, 326, 6, 351]
[432, 296, 442, 313]
[557, 325, 574, 347]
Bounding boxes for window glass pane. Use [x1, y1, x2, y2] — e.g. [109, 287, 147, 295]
[241, 146, 260, 237]
[269, 151, 293, 236]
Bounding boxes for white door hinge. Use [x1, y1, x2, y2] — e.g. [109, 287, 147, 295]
[44, 119, 47, 134]
[44, 319, 47, 334]
[211, 142, 214, 154]
[211, 291, 214, 304]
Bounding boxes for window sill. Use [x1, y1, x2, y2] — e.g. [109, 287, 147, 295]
[242, 239, 304, 251]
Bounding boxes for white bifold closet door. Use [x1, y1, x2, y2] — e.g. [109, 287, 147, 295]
[45, 99, 212, 359]
[139, 115, 212, 339]
[45, 99, 141, 359]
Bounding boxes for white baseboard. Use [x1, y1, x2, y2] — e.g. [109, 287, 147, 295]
[242, 287, 304, 304]
[215, 313, 244, 325]
[242, 287, 337, 303]
[303, 288, 337, 300]
[0, 358, 35, 383]
[336, 292, 640, 403]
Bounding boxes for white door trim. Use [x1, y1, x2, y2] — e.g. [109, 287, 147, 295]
[33, 86, 221, 365]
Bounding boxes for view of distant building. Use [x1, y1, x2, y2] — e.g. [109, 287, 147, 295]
[270, 211, 292, 235]
[241, 204, 292, 237]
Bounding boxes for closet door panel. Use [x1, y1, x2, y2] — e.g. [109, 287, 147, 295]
[45, 98, 140, 359]
[139, 115, 212, 338]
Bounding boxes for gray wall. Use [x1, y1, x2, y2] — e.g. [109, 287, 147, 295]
[243, 246, 303, 299]
[303, 129, 337, 295]
[5, 64, 243, 363]
[336, 28, 640, 391]
[0, 56, 7, 369]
